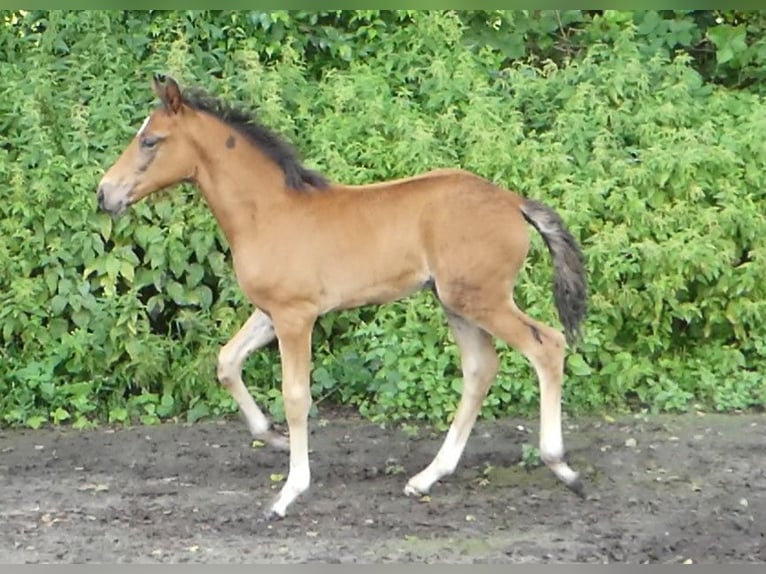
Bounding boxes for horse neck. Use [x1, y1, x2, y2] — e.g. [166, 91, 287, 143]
[188, 114, 288, 250]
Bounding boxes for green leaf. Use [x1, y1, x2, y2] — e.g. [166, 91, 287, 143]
[49, 318, 69, 339]
[567, 354, 592, 377]
[707, 24, 748, 65]
[99, 215, 112, 242]
[44, 267, 59, 295]
[187, 401, 210, 423]
[194, 285, 213, 309]
[105, 255, 121, 278]
[125, 339, 143, 360]
[156, 393, 176, 417]
[109, 407, 129, 423]
[121, 260, 135, 282]
[140, 414, 160, 425]
[166, 281, 187, 305]
[71, 309, 90, 328]
[27, 415, 47, 430]
[186, 263, 205, 288]
[636, 11, 660, 35]
[50, 294, 68, 315]
[52, 407, 70, 423]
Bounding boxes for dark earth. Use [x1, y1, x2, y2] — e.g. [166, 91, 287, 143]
[1, 410, 764, 563]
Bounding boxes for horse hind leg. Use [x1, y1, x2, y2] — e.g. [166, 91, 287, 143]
[404, 312, 499, 496]
[471, 298, 584, 497]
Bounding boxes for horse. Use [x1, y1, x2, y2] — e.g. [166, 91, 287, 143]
[97, 74, 588, 519]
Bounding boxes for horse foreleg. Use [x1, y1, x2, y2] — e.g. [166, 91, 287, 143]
[217, 308, 287, 450]
[266, 310, 315, 519]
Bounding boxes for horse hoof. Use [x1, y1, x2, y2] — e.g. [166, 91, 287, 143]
[267, 432, 290, 451]
[403, 483, 426, 497]
[263, 507, 285, 521]
[566, 476, 586, 499]
[253, 431, 290, 451]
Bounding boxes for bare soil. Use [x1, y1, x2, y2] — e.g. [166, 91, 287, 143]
[0, 411, 764, 563]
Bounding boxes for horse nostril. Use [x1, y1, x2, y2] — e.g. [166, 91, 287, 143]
[97, 186, 105, 206]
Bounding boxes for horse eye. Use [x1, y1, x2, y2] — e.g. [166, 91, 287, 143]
[141, 136, 159, 150]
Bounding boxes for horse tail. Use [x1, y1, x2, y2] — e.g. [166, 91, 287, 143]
[520, 199, 588, 346]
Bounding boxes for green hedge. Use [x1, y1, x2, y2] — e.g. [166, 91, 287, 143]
[1, 10, 765, 430]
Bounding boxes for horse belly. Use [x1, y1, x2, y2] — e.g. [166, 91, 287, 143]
[320, 251, 431, 312]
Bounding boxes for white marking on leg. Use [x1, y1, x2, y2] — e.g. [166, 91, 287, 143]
[218, 310, 280, 444]
[268, 317, 314, 518]
[534, 347, 580, 487]
[269, 435, 310, 517]
[549, 460, 579, 485]
[405, 426, 463, 496]
[228, 380, 269, 436]
[540, 402, 564, 463]
[269, 387, 311, 516]
[540, 404, 578, 483]
[405, 317, 497, 496]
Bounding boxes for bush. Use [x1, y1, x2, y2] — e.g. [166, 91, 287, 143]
[1, 10, 764, 430]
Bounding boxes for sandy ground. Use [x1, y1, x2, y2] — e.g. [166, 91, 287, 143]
[0, 411, 764, 563]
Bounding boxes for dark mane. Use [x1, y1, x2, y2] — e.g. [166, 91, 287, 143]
[182, 87, 328, 191]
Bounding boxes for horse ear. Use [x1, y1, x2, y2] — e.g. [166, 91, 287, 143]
[152, 73, 183, 114]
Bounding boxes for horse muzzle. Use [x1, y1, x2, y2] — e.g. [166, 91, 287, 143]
[96, 182, 132, 216]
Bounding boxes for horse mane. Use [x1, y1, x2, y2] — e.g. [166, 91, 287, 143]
[181, 87, 328, 191]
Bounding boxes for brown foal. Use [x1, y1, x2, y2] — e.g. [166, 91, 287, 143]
[97, 75, 588, 519]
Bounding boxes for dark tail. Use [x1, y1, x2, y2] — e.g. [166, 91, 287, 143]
[520, 199, 588, 346]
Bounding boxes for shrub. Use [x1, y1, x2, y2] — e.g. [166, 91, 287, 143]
[1, 11, 764, 430]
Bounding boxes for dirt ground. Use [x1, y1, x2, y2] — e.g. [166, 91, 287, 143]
[0, 410, 764, 563]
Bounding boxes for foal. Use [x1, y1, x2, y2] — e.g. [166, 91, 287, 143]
[97, 75, 588, 519]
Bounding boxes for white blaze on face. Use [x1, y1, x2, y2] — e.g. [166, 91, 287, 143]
[136, 116, 150, 138]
